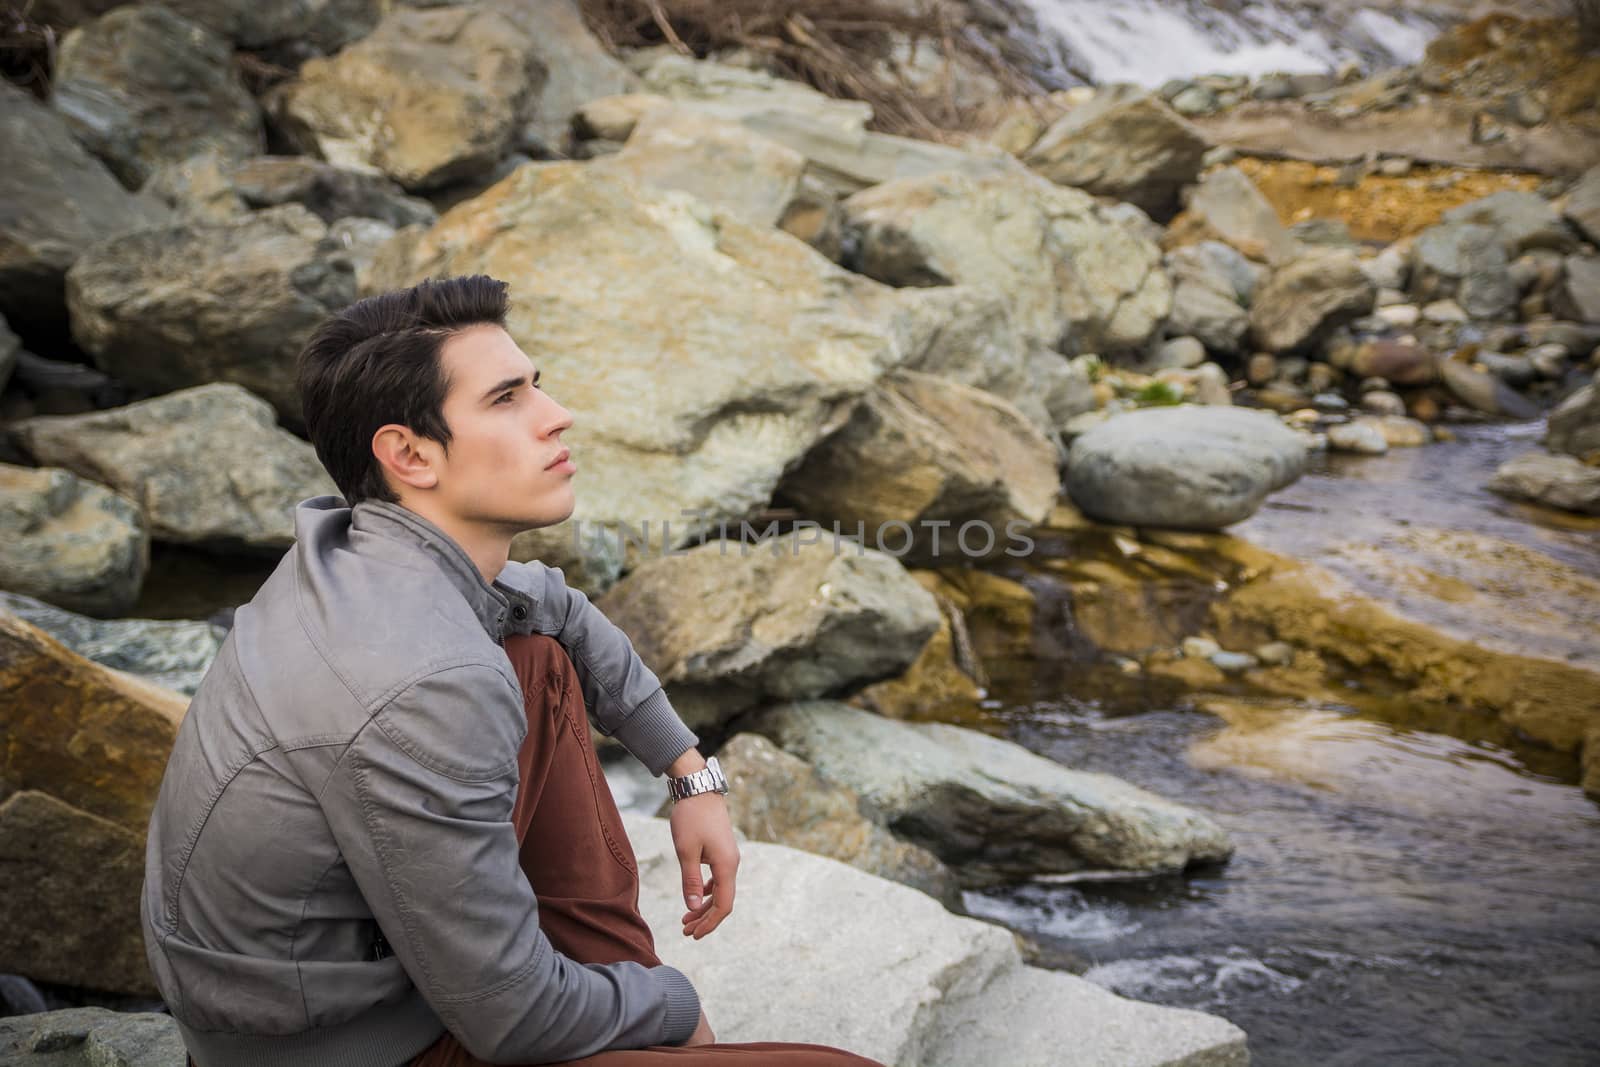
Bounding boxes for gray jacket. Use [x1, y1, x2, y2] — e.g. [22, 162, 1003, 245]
[141, 496, 703, 1067]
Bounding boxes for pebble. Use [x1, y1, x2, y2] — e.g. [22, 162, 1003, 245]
[1327, 420, 1390, 454]
[1423, 300, 1469, 324]
[1255, 641, 1294, 667]
[1358, 377, 1392, 393]
[1528, 343, 1569, 379]
[1211, 651, 1259, 675]
[1360, 390, 1407, 416]
[1377, 157, 1413, 177]
[1247, 353, 1277, 386]
[1377, 304, 1420, 328]
[1182, 636, 1221, 660]
[1312, 391, 1350, 412]
[1307, 363, 1338, 393]
[1359, 414, 1431, 447]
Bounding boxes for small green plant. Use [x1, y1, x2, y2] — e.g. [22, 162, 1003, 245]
[1134, 380, 1187, 407]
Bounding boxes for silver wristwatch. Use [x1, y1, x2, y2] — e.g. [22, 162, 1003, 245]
[666, 756, 729, 803]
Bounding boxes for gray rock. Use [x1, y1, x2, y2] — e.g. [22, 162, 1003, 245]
[1153, 336, 1208, 369]
[10, 384, 337, 549]
[1361, 244, 1410, 291]
[1067, 405, 1307, 529]
[1409, 222, 1517, 320]
[1487, 451, 1600, 515]
[64, 203, 354, 417]
[634, 55, 1016, 198]
[1547, 380, 1600, 459]
[776, 370, 1061, 565]
[1182, 166, 1299, 265]
[712, 733, 958, 906]
[1552, 256, 1600, 325]
[602, 107, 805, 228]
[1164, 241, 1261, 355]
[145, 152, 439, 228]
[1249, 248, 1377, 354]
[1024, 85, 1210, 220]
[0, 464, 147, 617]
[1563, 164, 1600, 245]
[0, 793, 153, 995]
[1361, 390, 1407, 416]
[625, 813, 1249, 1067]
[512, 0, 642, 148]
[842, 169, 1171, 355]
[594, 533, 942, 733]
[1326, 420, 1389, 454]
[163, 0, 380, 51]
[0, 591, 222, 694]
[0, 1006, 185, 1065]
[1474, 351, 1538, 388]
[1423, 298, 1470, 324]
[1442, 190, 1577, 256]
[267, 0, 553, 190]
[748, 701, 1233, 885]
[1171, 85, 1219, 116]
[51, 4, 263, 191]
[1438, 358, 1540, 420]
[0, 81, 170, 341]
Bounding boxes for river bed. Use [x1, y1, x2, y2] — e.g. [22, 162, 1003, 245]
[967, 425, 1600, 1066]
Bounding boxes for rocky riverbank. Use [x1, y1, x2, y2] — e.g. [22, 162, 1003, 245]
[2, 2, 1597, 1063]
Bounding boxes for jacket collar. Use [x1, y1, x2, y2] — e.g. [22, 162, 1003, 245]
[342, 497, 542, 641]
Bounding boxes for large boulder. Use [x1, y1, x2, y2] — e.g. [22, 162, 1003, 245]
[1486, 452, 1600, 515]
[143, 151, 438, 228]
[162, 0, 380, 52]
[0, 791, 152, 995]
[0, 464, 147, 617]
[1177, 166, 1299, 265]
[51, 4, 263, 190]
[842, 170, 1171, 355]
[1547, 378, 1600, 460]
[0, 611, 186, 833]
[267, 0, 549, 190]
[1441, 190, 1578, 257]
[712, 732, 957, 906]
[1067, 405, 1307, 529]
[64, 203, 357, 417]
[365, 162, 922, 585]
[1164, 241, 1259, 354]
[632, 55, 1017, 196]
[627, 813, 1249, 1067]
[1408, 222, 1517, 321]
[0, 80, 170, 342]
[10, 384, 338, 549]
[747, 701, 1233, 885]
[602, 107, 806, 228]
[1564, 164, 1600, 245]
[513, 0, 641, 148]
[776, 370, 1061, 565]
[0, 1007, 187, 1066]
[1023, 86, 1210, 220]
[1249, 248, 1376, 354]
[1552, 255, 1600, 325]
[0, 592, 223, 695]
[594, 531, 942, 733]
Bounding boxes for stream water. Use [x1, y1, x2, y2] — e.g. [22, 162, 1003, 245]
[966, 425, 1600, 1066]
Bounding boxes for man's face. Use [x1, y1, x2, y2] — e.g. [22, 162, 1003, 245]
[427, 323, 577, 534]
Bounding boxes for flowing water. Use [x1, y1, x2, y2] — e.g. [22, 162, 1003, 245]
[965, 425, 1600, 1066]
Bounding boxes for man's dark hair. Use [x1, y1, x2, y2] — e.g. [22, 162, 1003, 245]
[296, 274, 510, 506]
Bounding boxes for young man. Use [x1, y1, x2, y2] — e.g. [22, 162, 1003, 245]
[140, 275, 881, 1067]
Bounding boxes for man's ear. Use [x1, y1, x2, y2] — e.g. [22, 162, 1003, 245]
[372, 425, 440, 492]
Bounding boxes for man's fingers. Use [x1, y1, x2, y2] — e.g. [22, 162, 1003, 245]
[684, 856, 737, 939]
[680, 876, 715, 923]
[678, 848, 704, 910]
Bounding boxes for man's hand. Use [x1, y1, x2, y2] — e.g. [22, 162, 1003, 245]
[665, 752, 739, 939]
[684, 1008, 716, 1046]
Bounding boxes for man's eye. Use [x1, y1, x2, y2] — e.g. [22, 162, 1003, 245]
[495, 391, 515, 404]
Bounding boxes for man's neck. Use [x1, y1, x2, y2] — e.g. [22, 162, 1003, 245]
[393, 498, 512, 585]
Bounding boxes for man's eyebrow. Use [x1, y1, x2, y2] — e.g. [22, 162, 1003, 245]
[478, 375, 530, 402]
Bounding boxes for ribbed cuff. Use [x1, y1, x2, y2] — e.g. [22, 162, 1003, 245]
[653, 964, 702, 1046]
[611, 689, 699, 777]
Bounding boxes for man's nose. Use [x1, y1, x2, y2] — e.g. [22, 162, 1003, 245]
[538, 393, 574, 437]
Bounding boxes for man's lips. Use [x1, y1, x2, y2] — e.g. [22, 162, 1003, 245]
[545, 448, 571, 470]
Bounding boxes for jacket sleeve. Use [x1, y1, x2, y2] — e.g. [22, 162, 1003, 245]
[321, 662, 702, 1064]
[531, 565, 699, 777]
